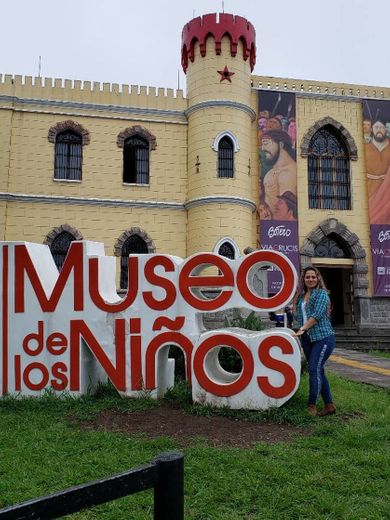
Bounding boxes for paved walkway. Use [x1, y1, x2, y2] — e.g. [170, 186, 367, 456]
[327, 347, 390, 389]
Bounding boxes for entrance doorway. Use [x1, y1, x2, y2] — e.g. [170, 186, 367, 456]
[318, 266, 354, 327]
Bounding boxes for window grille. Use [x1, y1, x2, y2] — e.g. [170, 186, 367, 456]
[314, 233, 351, 258]
[218, 136, 234, 178]
[123, 136, 149, 184]
[308, 125, 351, 210]
[218, 242, 235, 259]
[50, 231, 75, 271]
[120, 234, 148, 289]
[54, 131, 82, 180]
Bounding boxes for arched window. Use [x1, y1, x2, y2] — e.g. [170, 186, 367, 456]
[214, 237, 240, 260]
[123, 136, 149, 184]
[314, 232, 351, 258]
[218, 241, 235, 260]
[50, 231, 75, 271]
[218, 136, 234, 178]
[120, 234, 148, 289]
[54, 130, 82, 180]
[308, 125, 351, 210]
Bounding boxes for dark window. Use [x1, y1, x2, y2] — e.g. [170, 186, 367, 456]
[123, 136, 149, 184]
[120, 234, 148, 289]
[218, 136, 234, 178]
[50, 231, 75, 271]
[308, 125, 351, 210]
[54, 130, 82, 180]
[218, 242, 235, 259]
[314, 233, 351, 258]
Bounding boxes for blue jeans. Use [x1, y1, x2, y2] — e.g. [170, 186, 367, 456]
[301, 334, 335, 406]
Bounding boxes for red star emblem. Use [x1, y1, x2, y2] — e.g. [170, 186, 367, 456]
[218, 66, 235, 83]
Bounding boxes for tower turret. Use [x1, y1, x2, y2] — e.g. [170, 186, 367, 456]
[182, 13, 257, 256]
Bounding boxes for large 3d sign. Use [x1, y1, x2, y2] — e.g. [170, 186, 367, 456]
[0, 242, 301, 409]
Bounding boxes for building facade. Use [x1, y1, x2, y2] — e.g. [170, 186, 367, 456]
[1, 12, 389, 329]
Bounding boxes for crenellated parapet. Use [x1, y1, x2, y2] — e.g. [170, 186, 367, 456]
[252, 75, 390, 100]
[0, 74, 187, 113]
[181, 13, 256, 73]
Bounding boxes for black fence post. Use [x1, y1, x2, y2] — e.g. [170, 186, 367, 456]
[0, 452, 185, 520]
[154, 452, 184, 520]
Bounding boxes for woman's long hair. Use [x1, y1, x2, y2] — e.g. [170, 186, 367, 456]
[300, 266, 327, 294]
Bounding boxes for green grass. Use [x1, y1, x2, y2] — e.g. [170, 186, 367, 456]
[1, 375, 389, 519]
[368, 349, 390, 360]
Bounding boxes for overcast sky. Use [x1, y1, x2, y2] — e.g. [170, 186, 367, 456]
[1, 0, 389, 91]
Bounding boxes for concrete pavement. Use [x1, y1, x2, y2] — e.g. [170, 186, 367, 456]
[327, 347, 390, 389]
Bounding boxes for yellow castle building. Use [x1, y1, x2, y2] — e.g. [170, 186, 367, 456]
[1, 12, 390, 335]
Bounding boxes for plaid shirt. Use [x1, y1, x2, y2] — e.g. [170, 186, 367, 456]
[295, 288, 334, 342]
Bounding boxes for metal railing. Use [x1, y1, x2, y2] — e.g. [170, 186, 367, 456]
[0, 452, 184, 520]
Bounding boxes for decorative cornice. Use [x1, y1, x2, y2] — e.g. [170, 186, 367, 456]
[254, 90, 370, 103]
[182, 13, 256, 72]
[297, 92, 376, 103]
[1, 192, 256, 212]
[185, 100, 256, 121]
[185, 195, 256, 212]
[0, 95, 187, 122]
[0, 192, 185, 210]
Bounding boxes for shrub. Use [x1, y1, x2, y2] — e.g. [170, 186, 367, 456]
[224, 310, 265, 331]
[221, 311, 265, 372]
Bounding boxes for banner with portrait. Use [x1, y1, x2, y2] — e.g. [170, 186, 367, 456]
[258, 91, 299, 294]
[363, 99, 390, 296]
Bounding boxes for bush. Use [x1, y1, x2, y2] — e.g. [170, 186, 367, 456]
[220, 311, 265, 372]
[224, 310, 265, 331]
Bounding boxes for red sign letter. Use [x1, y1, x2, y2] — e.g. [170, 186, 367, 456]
[15, 243, 84, 313]
[143, 256, 177, 310]
[179, 253, 233, 311]
[257, 335, 297, 398]
[70, 319, 126, 391]
[89, 257, 139, 312]
[237, 251, 295, 310]
[193, 334, 254, 397]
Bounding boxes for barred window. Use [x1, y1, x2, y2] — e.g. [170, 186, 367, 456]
[314, 232, 351, 258]
[308, 125, 351, 210]
[218, 241, 235, 259]
[120, 234, 148, 289]
[218, 136, 234, 178]
[123, 136, 149, 184]
[50, 231, 75, 271]
[54, 130, 82, 180]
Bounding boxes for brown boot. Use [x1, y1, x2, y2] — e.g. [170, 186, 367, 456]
[307, 405, 317, 417]
[318, 403, 336, 417]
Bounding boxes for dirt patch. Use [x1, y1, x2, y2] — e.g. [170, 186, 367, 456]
[338, 410, 364, 421]
[71, 403, 313, 448]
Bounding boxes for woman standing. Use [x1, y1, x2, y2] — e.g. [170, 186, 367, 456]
[293, 266, 336, 417]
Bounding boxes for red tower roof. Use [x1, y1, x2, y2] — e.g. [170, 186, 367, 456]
[181, 13, 256, 73]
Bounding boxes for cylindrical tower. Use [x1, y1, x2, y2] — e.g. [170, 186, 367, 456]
[182, 12, 257, 256]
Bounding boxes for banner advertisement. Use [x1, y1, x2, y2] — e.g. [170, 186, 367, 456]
[258, 91, 299, 294]
[363, 99, 390, 295]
